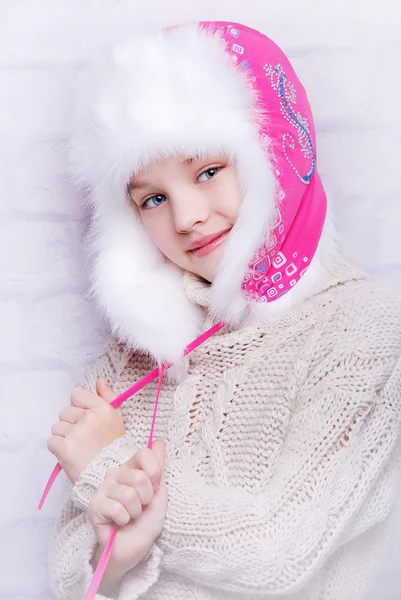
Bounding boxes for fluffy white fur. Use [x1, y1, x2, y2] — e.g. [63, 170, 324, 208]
[69, 22, 338, 369]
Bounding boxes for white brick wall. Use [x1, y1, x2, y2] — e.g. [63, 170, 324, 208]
[1, 1, 400, 598]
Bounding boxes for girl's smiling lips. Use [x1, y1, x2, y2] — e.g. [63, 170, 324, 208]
[188, 228, 232, 257]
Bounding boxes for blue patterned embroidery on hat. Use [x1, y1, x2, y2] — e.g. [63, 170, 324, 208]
[263, 63, 316, 184]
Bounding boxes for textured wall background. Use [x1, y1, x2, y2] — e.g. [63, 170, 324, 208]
[0, 0, 400, 598]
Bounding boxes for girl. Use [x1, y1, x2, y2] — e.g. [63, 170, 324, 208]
[48, 21, 401, 600]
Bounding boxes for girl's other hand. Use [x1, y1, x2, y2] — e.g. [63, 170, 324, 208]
[47, 378, 125, 484]
[88, 441, 167, 584]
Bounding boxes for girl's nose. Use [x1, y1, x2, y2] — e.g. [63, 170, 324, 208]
[171, 190, 210, 233]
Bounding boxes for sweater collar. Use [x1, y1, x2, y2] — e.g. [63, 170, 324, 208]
[183, 258, 367, 316]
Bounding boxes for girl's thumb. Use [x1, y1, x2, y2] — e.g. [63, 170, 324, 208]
[151, 439, 166, 470]
[96, 377, 118, 405]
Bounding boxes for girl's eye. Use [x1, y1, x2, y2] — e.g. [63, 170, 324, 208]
[198, 167, 221, 182]
[142, 194, 167, 209]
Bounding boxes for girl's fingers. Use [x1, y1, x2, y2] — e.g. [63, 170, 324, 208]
[51, 421, 73, 437]
[123, 444, 164, 490]
[70, 387, 101, 410]
[115, 467, 154, 506]
[47, 434, 65, 457]
[91, 495, 131, 527]
[58, 406, 85, 424]
[105, 482, 143, 520]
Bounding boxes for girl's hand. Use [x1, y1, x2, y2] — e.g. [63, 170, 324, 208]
[47, 378, 125, 484]
[88, 441, 167, 579]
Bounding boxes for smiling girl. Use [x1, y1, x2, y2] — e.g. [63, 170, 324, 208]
[48, 21, 401, 600]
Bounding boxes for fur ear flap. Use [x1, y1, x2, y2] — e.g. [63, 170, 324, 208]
[87, 195, 204, 367]
[211, 143, 278, 324]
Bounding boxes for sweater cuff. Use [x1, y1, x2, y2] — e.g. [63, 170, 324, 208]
[118, 544, 164, 598]
[68, 522, 163, 600]
[77, 522, 116, 600]
[71, 433, 138, 511]
[50, 517, 118, 600]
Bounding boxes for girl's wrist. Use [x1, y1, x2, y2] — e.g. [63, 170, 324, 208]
[92, 541, 143, 578]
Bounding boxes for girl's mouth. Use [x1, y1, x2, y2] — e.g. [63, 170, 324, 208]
[189, 228, 232, 257]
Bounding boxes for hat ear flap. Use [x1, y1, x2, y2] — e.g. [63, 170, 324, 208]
[88, 196, 204, 366]
[211, 139, 277, 323]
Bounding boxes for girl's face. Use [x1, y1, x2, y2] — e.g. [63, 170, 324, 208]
[128, 154, 242, 282]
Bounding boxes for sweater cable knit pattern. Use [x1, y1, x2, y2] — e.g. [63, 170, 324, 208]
[49, 260, 401, 600]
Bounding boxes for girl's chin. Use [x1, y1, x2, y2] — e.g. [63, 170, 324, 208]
[190, 249, 225, 283]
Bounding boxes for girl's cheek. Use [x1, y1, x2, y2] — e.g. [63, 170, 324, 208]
[142, 216, 180, 258]
[153, 233, 176, 256]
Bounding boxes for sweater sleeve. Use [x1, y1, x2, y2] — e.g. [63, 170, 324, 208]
[49, 494, 163, 600]
[49, 338, 163, 600]
[160, 353, 401, 595]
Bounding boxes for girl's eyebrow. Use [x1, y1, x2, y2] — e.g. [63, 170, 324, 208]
[182, 157, 196, 165]
[129, 179, 150, 190]
[129, 156, 199, 189]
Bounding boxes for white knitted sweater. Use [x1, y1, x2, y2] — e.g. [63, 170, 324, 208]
[49, 260, 401, 600]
